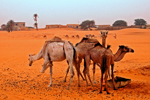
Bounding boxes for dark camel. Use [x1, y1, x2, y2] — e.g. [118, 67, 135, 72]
[84, 44, 134, 94]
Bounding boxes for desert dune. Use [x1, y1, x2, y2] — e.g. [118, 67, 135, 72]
[0, 28, 150, 100]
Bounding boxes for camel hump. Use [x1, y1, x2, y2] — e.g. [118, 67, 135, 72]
[42, 36, 64, 54]
[46, 36, 64, 43]
[76, 37, 101, 46]
[81, 37, 99, 43]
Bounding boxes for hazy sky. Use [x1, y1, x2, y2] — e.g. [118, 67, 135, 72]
[0, 0, 150, 28]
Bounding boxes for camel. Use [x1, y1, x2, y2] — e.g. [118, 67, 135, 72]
[113, 34, 117, 39]
[28, 36, 80, 89]
[76, 35, 79, 38]
[92, 30, 108, 83]
[63, 37, 101, 86]
[64, 35, 69, 38]
[92, 44, 134, 84]
[64, 30, 109, 86]
[83, 44, 134, 94]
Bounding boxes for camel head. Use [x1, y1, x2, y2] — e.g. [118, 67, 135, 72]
[100, 30, 108, 39]
[28, 54, 35, 66]
[119, 45, 134, 53]
[114, 45, 134, 62]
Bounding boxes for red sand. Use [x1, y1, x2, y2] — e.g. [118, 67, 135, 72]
[0, 28, 150, 100]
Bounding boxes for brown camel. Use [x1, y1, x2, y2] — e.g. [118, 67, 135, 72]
[64, 30, 109, 86]
[92, 30, 108, 83]
[63, 37, 101, 87]
[84, 44, 134, 94]
[76, 35, 79, 38]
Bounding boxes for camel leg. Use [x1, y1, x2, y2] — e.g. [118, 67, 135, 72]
[76, 58, 85, 87]
[41, 58, 49, 73]
[63, 66, 70, 82]
[78, 58, 85, 81]
[93, 63, 96, 84]
[86, 66, 93, 86]
[75, 62, 81, 87]
[100, 68, 103, 93]
[104, 68, 110, 94]
[83, 56, 90, 86]
[111, 64, 117, 90]
[79, 70, 85, 80]
[83, 67, 89, 86]
[78, 63, 85, 81]
[108, 67, 112, 79]
[67, 61, 74, 90]
[48, 66, 53, 87]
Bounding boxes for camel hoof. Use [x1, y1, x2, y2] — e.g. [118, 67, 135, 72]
[40, 70, 45, 73]
[104, 88, 106, 91]
[82, 78, 85, 81]
[91, 84, 94, 87]
[114, 87, 118, 90]
[107, 92, 110, 94]
[66, 86, 70, 90]
[86, 84, 90, 86]
[47, 84, 52, 87]
[99, 91, 102, 94]
[93, 80, 97, 84]
[63, 79, 66, 82]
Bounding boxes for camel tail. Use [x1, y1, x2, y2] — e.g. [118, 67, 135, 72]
[67, 41, 76, 62]
[84, 56, 86, 69]
[102, 55, 107, 74]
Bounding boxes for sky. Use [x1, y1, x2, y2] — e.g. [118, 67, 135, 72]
[0, 0, 150, 28]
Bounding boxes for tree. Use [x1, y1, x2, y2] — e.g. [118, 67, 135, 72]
[112, 20, 127, 26]
[79, 20, 95, 30]
[134, 19, 147, 28]
[33, 14, 39, 30]
[1, 24, 6, 31]
[7, 20, 15, 32]
[33, 14, 39, 22]
[34, 23, 38, 30]
[6, 24, 11, 32]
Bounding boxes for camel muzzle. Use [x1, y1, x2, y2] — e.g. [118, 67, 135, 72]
[131, 49, 134, 53]
[29, 61, 33, 66]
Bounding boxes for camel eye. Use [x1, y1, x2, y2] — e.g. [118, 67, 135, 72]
[125, 47, 127, 49]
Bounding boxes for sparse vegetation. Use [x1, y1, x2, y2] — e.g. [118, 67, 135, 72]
[134, 19, 147, 29]
[34, 23, 38, 30]
[33, 14, 39, 30]
[6, 20, 15, 32]
[79, 20, 95, 30]
[112, 20, 127, 26]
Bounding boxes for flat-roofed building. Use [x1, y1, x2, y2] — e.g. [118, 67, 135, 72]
[45, 25, 67, 29]
[14, 22, 26, 31]
[67, 24, 79, 28]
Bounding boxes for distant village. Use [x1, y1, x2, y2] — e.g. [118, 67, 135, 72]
[1, 21, 150, 31]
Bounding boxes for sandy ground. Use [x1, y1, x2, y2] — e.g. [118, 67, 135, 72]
[0, 28, 150, 100]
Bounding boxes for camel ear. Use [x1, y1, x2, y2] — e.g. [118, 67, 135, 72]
[106, 30, 108, 34]
[100, 31, 102, 34]
[119, 45, 124, 49]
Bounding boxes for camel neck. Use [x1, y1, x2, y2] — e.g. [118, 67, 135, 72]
[113, 48, 127, 62]
[31, 50, 43, 61]
[102, 38, 106, 48]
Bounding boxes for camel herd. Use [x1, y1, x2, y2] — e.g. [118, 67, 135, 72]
[28, 30, 134, 94]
